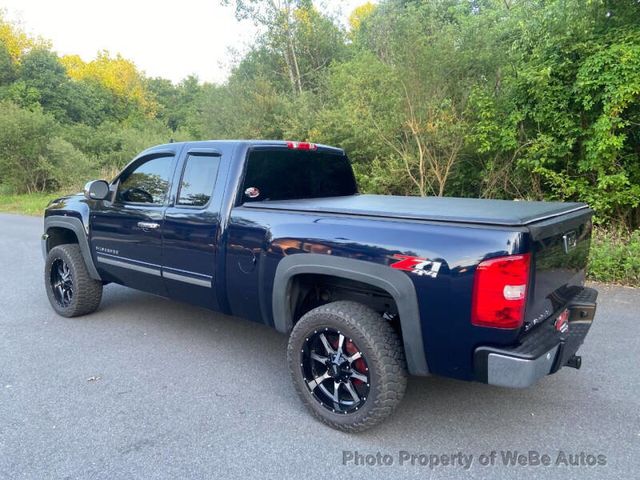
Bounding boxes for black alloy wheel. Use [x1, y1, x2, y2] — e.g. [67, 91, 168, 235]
[50, 258, 74, 307]
[288, 301, 408, 432]
[301, 328, 370, 414]
[44, 244, 103, 317]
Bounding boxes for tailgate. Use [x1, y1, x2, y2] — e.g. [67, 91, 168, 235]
[524, 209, 593, 331]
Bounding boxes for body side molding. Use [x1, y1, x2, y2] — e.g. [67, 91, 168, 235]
[43, 216, 102, 281]
[272, 253, 429, 376]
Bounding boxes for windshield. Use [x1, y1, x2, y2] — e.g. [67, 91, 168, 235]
[241, 149, 357, 203]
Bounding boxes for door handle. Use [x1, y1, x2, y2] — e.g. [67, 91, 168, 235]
[137, 221, 160, 230]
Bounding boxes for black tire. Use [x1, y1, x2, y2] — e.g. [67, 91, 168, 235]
[287, 301, 408, 432]
[44, 244, 103, 317]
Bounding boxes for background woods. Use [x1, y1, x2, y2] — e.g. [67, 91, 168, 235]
[0, 0, 639, 272]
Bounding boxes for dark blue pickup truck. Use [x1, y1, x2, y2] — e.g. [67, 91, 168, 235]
[42, 140, 598, 431]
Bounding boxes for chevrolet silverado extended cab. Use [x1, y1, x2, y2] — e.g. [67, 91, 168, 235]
[42, 140, 598, 431]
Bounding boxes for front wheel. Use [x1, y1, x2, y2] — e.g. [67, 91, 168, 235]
[44, 244, 103, 317]
[287, 301, 408, 432]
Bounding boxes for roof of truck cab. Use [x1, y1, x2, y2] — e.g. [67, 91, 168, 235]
[243, 194, 590, 227]
[142, 140, 344, 155]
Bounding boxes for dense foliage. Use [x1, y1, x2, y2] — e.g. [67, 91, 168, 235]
[1, 1, 639, 230]
[589, 227, 640, 285]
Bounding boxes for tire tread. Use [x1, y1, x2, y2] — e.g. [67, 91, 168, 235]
[45, 244, 102, 317]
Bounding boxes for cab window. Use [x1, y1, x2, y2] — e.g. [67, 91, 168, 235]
[177, 154, 221, 207]
[241, 149, 356, 203]
[117, 156, 173, 205]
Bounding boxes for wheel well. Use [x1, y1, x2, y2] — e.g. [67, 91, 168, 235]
[289, 273, 403, 340]
[45, 227, 79, 253]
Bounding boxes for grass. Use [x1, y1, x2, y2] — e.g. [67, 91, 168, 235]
[1, 192, 638, 286]
[588, 227, 640, 287]
[0, 192, 60, 216]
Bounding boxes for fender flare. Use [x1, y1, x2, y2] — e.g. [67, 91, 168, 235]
[272, 253, 429, 376]
[43, 216, 102, 281]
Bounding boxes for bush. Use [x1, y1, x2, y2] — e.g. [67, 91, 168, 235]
[588, 228, 640, 286]
[0, 101, 96, 193]
[45, 136, 93, 190]
[0, 101, 58, 193]
[62, 120, 177, 171]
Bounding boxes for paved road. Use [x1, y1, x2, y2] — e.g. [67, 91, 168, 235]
[0, 213, 638, 479]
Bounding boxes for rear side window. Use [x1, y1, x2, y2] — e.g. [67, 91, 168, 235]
[177, 154, 221, 207]
[241, 149, 357, 202]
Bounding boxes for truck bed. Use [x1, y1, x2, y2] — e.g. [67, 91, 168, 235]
[243, 194, 588, 227]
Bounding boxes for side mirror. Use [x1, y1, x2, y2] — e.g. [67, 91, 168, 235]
[84, 180, 110, 201]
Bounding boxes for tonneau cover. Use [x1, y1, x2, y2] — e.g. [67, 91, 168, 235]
[243, 194, 589, 227]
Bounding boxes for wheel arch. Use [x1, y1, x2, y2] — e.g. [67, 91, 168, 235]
[272, 253, 429, 375]
[43, 216, 102, 281]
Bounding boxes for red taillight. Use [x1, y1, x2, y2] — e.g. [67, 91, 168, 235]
[287, 141, 317, 151]
[554, 308, 569, 333]
[471, 253, 531, 329]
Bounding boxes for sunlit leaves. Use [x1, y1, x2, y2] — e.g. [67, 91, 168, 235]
[61, 51, 157, 116]
[0, 10, 48, 61]
[348, 2, 376, 32]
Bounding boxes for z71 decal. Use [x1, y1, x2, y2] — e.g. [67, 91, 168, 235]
[390, 254, 442, 278]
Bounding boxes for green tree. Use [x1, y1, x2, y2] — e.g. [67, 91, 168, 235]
[0, 42, 15, 85]
[221, 0, 345, 94]
[222, 0, 307, 94]
[16, 48, 69, 120]
[1, 0, 639, 231]
[187, 77, 289, 139]
[0, 101, 91, 192]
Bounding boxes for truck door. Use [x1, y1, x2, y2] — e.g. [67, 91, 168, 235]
[161, 148, 225, 310]
[90, 152, 177, 295]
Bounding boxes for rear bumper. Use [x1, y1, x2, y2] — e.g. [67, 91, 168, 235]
[474, 287, 598, 388]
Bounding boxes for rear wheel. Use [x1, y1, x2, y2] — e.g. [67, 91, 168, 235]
[45, 244, 102, 317]
[287, 301, 407, 432]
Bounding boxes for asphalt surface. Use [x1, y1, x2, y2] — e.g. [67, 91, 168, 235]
[0, 212, 638, 479]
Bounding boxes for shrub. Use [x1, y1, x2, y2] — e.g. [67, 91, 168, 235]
[588, 228, 640, 286]
[0, 101, 58, 193]
[45, 136, 93, 190]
